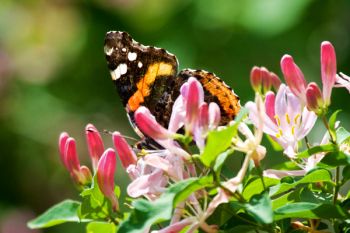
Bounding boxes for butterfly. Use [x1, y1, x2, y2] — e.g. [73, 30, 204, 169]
[104, 31, 240, 133]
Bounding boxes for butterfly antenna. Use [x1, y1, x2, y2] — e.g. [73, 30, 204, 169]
[103, 129, 138, 141]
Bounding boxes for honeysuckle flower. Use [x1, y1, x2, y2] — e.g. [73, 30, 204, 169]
[247, 84, 317, 158]
[184, 77, 204, 133]
[336, 72, 350, 93]
[280, 55, 307, 103]
[58, 132, 69, 168]
[97, 148, 119, 211]
[59, 136, 92, 186]
[250, 66, 281, 94]
[233, 95, 266, 166]
[134, 106, 190, 160]
[264, 127, 332, 179]
[85, 124, 105, 171]
[280, 41, 337, 112]
[321, 41, 337, 106]
[112, 131, 137, 169]
[305, 82, 324, 115]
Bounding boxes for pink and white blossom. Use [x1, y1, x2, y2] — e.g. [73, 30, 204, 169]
[247, 84, 317, 158]
[335, 72, 350, 93]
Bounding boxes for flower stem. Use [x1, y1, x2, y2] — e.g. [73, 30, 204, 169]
[333, 166, 340, 205]
[321, 115, 336, 143]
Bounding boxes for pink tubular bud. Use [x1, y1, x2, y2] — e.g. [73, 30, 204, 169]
[208, 102, 221, 128]
[64, 137, 92, 186]
[134, 106, 172, 140]
[97, 148, 119, 211]
[58, 132, 69, 168]
[198, 102, 209, 131]
[85, 124, 105, 171]
[306, 82, 324, 115]
[112, 131, 137, 169]
[65, 138, 80, 173]
[265, 91, 276, 123]
[280, 55, 307, 102]
[261, 67, 272, 93]
[321, 41, 337, 106]
[250, 66, 262, 93]
[270, 72, 281, 90]
[185, 78, 204, 132]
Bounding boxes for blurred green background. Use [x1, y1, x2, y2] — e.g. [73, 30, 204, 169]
[0, 0, 349, 232]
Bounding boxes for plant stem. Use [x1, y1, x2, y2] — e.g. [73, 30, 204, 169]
[257, 166, 266, 191]
[333, 166, 340, 205]
[322, 115, 336, 143]
[304, 136, 311, 149]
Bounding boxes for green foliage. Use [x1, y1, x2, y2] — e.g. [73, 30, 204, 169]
[79, 176, 120, 220]
[269, 169, 333, 197]
[86, 222, 117, 233]
[118, 176, 213, 233]
[28, 200, 82, 229]
[274, 202, 348, 220]
[200, 108, 247, 167]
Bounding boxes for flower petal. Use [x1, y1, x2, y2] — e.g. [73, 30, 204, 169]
[280, 55, 307, 102]
[85, 124, 105, 171]
[112, 131, 137, 169]
[321, 41, 337, 105]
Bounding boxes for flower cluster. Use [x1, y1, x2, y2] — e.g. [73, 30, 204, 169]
[29, 41, 350, 233]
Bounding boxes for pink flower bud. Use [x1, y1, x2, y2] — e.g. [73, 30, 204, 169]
[198, 102, 209, 131]
[270, 72, 281, 90]
[64, 137, 92, 186]
[321, 41, 337, 106]
[185, 78, 204, 132]
[58, 132, 69, 168]
[265, 91, 276, 123]
[65, 138, 81, 173]
[250, 66, 262, 93]
[261, 67, 272, 93]
[208, 102, 221, 128]
[306, 82, 324, 115]
[85, 124, 105, 171]
[280, 55, 307, 102]
[112, 131, 137, 169]
[134, 106, 172, 140]
[97, 148, 119, 211]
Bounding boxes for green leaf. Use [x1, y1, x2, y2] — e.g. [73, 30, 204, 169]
[329, 110, 342, 142]
[213, 149, 234, 179]
[336, 127, 350, 144]
[28, 200, 82, 229]
[342, 165, 350, 183]
[243, 177, 279, 200]
[200, 107, 247, 167]
[118, 176, 213, 233]
[270, 169, 332, 197]
[274, 202, 348, 220]
[86, 222, 117, 233]
[244, 192, 273, 224]
[296, 143, 338, 158]
[320, 151, 350, 167]
[79, 176, 118, 220]
[266, 134, 283, 151]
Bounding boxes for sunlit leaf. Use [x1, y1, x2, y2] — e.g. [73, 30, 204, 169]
[274, 202, 348, 220]
[86, 221, 117, 233]
[28, 200, 82, 229]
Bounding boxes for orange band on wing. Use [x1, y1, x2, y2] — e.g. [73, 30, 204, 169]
[200, 76, 240, 118]
[128, 62, 174, 111]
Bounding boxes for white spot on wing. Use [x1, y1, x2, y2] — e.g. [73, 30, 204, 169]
[138, 61, 143, 68]
[104, 46, 114, 56]
[128, 52, 137, 61]
[111, 63, 128, 80]
[122, 48, 127, 52]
